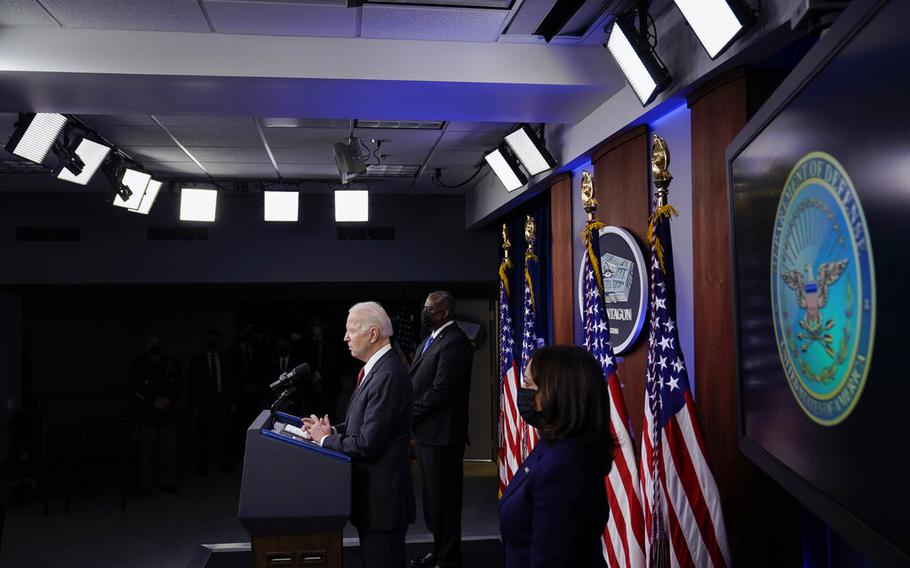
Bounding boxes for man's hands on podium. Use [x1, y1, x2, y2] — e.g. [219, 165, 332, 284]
[302, 414, 333, 445]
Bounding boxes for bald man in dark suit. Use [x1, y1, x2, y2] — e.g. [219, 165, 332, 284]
[408, 292, 473, 568]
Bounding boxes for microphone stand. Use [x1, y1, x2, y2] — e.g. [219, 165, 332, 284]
[270, 385, 297, 416]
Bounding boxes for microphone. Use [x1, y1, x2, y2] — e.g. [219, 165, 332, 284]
[270, 362, 311, 391]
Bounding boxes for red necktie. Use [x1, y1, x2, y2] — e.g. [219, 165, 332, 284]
[355, 367, 365, 390]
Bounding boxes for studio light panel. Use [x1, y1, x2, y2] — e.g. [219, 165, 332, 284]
[673, 0, 751, 59]
[180, 187, 218, 222]
[334, 190, 368, 222]
[113, 168, 152, 210]
[504, 126, 556, 177]
[6, 113, 67, 164]
[607, 20, 662, 105]
[131, 180, 162, 215]
[264, 191, 299, 222]
[484, 147, 526, 193]
[57, 138, 111, 185]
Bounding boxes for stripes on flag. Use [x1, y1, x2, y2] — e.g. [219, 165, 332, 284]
[581, 220, 647, 568]
[520, 250, 542, 458]
[498, 257, 524, 496]
[640, 199, 730, 568]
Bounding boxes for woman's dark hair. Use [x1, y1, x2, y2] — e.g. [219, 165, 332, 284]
[531, 345, 615, 474]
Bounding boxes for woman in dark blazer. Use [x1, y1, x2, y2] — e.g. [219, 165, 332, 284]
[499, 345, 614, 568]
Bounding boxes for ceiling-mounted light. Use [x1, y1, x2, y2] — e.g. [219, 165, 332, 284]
[180, 187, 218, 222]
[504, 125, 557, 176]
[109, 162, 152, 209]
[264, 191, 299, 222]
[4, 113, 67, 165]
[673, 0, 755, 59]
[56, 137, 111, 185]
[334, 189, 368, 222]
[606, 14, 672, 106]
[131, 179, 162, 215]
[484, 145, 527, 192]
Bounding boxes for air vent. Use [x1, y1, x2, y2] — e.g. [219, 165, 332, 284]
[16, 227, 80, 241]
[364, 165, 420, 178]
[354, 120, 445, 130]
[147, 226, 210, 241]
[337, 226, 396, 241]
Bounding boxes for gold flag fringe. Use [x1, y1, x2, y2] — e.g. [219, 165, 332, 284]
[524, 252, 538, 311]
[647, 204, 679, 274]
[580, 221, 607, 293]
[498, 258, 513, 298]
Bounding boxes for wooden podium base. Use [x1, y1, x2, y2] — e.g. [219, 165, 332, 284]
[251, 533, 342, 568]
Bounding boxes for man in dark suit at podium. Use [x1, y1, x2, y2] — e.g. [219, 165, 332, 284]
[408, 292, 473, 568]
[304, 301, 415, 568]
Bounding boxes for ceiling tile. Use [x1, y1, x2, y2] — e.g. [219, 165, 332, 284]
[361, 5, 508, 41]
[0, 1, 61, 27]
[272, 146, 336, 165]
[126, 146, 193, 163]
[262, 128, 351, 148]
[165, 126, 262, 147]
[186, 146, 272, 163]
[155, 116, 256, 128]
[437, 129, 509, 150]
[426, 149, 486, 167]
[204, 162, 279, 177]
[149, 162, 207, 176]
[80, 114, 158, 127]
[204, 1, 356, 37]
[100, 126, 175, 147]
[278, 164, 340, 178]
[40, 0, 211, 32]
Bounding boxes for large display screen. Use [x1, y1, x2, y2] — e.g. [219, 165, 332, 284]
[728, 0, 910, 563]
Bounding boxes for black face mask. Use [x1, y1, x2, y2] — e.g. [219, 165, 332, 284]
[205, 341, 219, 351]
[277, 346, 289, 357]
[517, 388, 544, 429]
[421, 309, 433, 327]
[148, 345, 162, 357]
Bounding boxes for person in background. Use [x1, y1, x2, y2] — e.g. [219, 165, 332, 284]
[304, 302, 415, 568]
[231, 322, 265, 450]
[129, 335, 182, 495]
[304, 317, 339, 421]
[188, 330, 237, 475]
[499, 345, 613, 568]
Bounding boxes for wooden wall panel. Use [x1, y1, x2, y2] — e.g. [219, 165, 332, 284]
[549, 174, 574, 345]
[689, 69, 799, 566]
[591, 124, 650, 434]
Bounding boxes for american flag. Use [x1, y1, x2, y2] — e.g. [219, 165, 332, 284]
[498, 258, 524, 495]
[640, 200, 730, 568]
[581, 221, 647, 568]
[519, 251, 541, 458]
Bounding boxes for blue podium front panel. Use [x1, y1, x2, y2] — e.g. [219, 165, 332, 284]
[238, 410, 351, 536]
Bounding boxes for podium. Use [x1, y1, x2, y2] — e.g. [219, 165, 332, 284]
[239, 410, 351, 568]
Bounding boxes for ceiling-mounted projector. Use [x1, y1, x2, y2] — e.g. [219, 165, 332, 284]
[334, 137, 367, 184]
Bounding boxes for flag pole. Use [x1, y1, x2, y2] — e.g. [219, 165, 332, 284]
[647, 135, 672, 568]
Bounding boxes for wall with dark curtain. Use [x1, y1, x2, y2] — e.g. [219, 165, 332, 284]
[0, 290, 22, 461]
[0, 191, 497, 285]
[500, 194, 552, 356]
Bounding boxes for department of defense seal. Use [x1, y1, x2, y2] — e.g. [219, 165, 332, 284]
[770, 152, 876, 426]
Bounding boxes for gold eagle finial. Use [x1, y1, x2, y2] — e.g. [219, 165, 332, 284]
[651, 135, 673, 206]
[581, 170, 599, 222]
[501, 223, 511, 260]
[524, 215, 536, 254]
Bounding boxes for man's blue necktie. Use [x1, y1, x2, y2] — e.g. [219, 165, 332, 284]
[421, 334, 434, 355]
